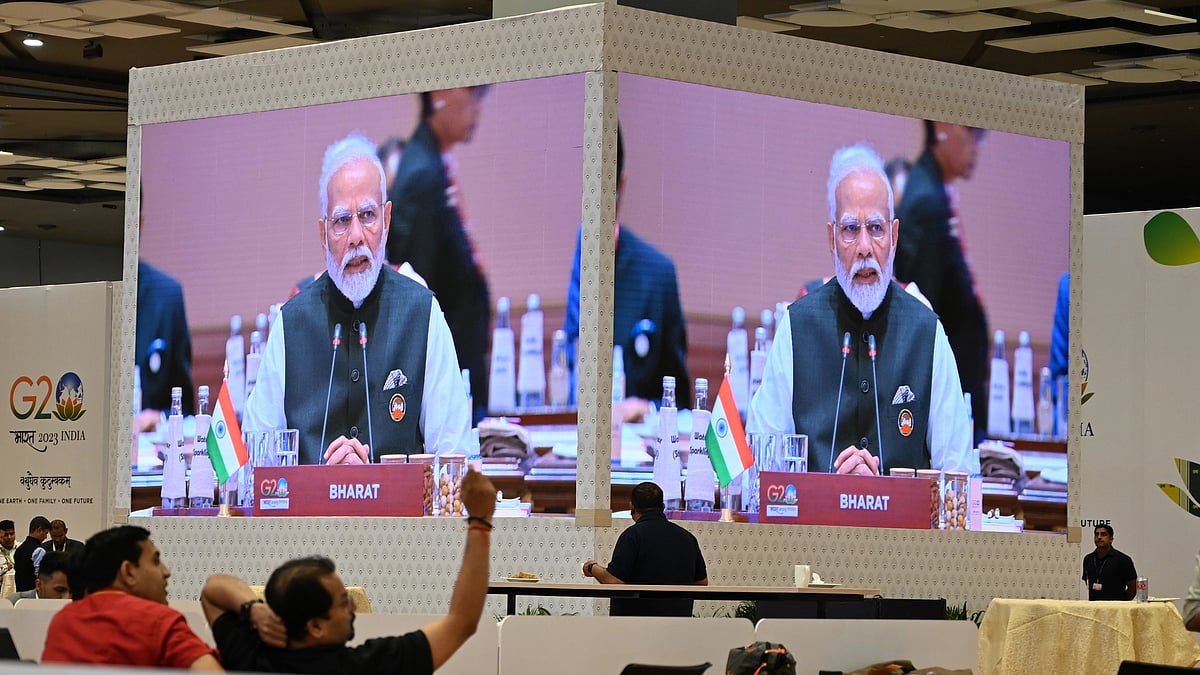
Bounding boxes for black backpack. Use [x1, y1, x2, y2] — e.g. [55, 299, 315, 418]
[726, 641, 797, 675]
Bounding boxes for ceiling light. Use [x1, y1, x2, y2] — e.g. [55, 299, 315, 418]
[23, 33, 44, 47]
[0, 226, 6, 232]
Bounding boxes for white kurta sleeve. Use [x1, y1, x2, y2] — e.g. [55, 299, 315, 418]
[243, 310, 287, 432]
[927, 320, 975, 473]
[420, 297, 471, 455]
[746, 310, 796, 437]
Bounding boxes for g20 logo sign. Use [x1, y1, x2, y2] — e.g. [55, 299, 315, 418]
[765, 483, 798, 505]
[9, 373, 87, 422]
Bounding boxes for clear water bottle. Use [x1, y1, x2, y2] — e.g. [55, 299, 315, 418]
[653, 375, 682, 509]
[161, 387, 187, 509]
[189, 386, 214, 508]
[685, 378, 715, 511]
[987, 330, 1011, 436]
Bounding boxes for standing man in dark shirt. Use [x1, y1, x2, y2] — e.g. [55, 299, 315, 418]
[14, 516, 49, 593]
[582, 482, 708, 617]
[1082, 524, 1137, 601]
[202, 469, 498, 674]
[388, 87, 492, 424]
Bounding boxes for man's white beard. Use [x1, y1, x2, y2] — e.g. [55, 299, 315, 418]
[326, 234, 386, 308]
[835, 254, 892, 317]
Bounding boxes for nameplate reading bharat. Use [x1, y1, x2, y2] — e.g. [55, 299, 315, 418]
[758, 471, 932, 529]
[253, 464, 425, 517]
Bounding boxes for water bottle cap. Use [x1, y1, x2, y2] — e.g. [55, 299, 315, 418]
[256, 313, 268, 330]
[1019, 330, 1030, 346]
[527, 294, 540, 310]
[662, 376, 676, 387]
[761, 308, 774, 326]
[171, 387, 182, 396]
[198, 385, 209, 396]
[230, 315, 242, 333]
[755, 327, 767, 339]
[250, 330, 261, 344]
[497, 296, 510, 312]
[613, 345, 624, 369]
[994, 329, 1005, 344]
[731, 306, 745, 325]
[696, 378, 708, 389]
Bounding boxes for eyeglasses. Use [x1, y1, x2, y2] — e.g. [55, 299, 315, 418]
[326, 206, 379, 236]
[837, 218, 889, 244]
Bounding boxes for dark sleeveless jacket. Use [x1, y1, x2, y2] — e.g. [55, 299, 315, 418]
[790, 280, 936, 473]
[283, 267, 431, 464]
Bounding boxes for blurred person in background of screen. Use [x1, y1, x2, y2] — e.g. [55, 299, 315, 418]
[387, 87, 492, 425]
[893, 121, 989, 445]
[562, 127, 690, 419]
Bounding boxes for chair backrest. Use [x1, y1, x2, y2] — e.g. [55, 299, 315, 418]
[0, 603, 61, 661]
[754, 619, 978, 673]
[11, 599, 69, 610]
[620, 663, 712, 675]
[499, 616, 752, 675]
[351, 613, 497, 675]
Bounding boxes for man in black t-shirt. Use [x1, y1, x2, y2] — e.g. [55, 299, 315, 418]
[201, 469, 497, 674]
[581, 482, 708, 617]
[1082, 524, 1137, 601]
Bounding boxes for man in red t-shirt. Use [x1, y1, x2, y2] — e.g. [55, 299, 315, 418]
[42, 525, 221, 670]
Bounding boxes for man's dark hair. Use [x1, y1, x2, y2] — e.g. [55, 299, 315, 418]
[38, 552, 71, 581]
[28, 516, 50, 533]
[630, 482, 665, 514]
[266, 556, 338, 642]
[0, 520, 13, 532]
[79, 525, 151, 596]
[922, 119, 938, 149]
[1095, 524, 1114, 537]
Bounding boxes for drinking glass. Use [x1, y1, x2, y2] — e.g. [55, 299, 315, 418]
[274, 429, 299, 467]
[783, 434, 808, 473]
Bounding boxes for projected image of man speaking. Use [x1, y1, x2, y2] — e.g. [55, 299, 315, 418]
[244, 133, 470, 465]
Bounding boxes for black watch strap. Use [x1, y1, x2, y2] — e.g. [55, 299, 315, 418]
[240, 598, 263, 621]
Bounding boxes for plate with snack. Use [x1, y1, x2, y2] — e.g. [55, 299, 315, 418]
[506, 571, 540, 583]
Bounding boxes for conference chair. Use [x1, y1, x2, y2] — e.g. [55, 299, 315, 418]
[619, 662, 712, 675]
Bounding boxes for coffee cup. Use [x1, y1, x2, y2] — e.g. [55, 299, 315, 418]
[794, 564, 811, 588]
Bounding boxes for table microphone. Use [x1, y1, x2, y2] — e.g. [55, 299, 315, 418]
[829, 331, 852, 473]
[320, 323, 342, 455]
[359, 322, 374, 463]
[868, 334, 884, 474]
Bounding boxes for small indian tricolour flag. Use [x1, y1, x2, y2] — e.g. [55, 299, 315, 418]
[705, 374, 753, 487]
[207, 380, 248, 484]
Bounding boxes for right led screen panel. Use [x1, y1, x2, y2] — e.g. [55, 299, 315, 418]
[615, 72, 1070, 531]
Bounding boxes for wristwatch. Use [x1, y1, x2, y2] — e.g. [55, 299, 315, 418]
[585, 562, 596, 575]
[240, 598, 263, 622]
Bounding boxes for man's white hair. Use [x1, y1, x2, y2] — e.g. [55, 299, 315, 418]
[318, 133, 387, 218]
[826, 143, 894, 224]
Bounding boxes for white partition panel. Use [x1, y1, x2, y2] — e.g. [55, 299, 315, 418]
[755, 618, 979, 675]
[499, 615, 751, 675]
